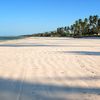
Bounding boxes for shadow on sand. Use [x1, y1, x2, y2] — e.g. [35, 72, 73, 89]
[45, 76, 100, 81]
[0, 43, 99, 48]
[57, 51, 100, 56]
[0, 77, 100, 100]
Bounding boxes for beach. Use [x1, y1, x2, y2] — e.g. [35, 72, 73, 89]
[0, 37, 100, 100]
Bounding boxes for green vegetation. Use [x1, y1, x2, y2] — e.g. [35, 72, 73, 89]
[32, 15, 100, 38]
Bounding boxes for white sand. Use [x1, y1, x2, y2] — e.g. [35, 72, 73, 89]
[0, 37, 100, 100]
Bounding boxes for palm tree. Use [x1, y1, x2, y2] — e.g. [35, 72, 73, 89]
[85, 24, 90, 36]
[57, 27, 66, 37]
[84, 18, 88, 26]
[98, 18, 100, 26]
[79, 19, 82, 24]
[97, 18, 100, 35]
[72, 20, 81, 37]
[64, 26, 70, 36]
[83, 18, 88, 35]
[89, 15, 93, 25]
[74, 21, 79, 33]
[81, 22, 86, 36]
[70, 25, 74, 35]
[79, 19, 83, 34]
[93, 15, 98, 25]
[64, 26, 70, 31]
[93, 15, 99, 35]
[89, 15, 95, 35]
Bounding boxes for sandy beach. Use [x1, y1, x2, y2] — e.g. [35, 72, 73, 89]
[0, 37, 100, 100]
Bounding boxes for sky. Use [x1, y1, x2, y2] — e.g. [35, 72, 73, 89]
[0, 0, 100, 36]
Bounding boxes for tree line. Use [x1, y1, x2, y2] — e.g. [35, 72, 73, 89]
[27, 15, 100, 38]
